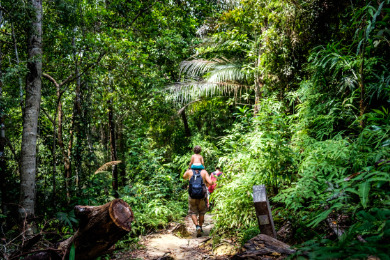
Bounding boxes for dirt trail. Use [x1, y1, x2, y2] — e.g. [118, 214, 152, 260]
[119, 214, 235, 259]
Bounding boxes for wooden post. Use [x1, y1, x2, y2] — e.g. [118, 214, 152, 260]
[253, 185, 276, 238]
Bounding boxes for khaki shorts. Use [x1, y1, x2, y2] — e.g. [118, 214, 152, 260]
[188, 197, 207, 215]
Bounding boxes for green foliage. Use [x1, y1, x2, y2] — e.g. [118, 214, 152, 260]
[69, 243, 76, 260]
[1, 0, 390, 258]
[274, 120, 390, 256]
[239, 226, 260, 246]
[211, 98, 294, 238]
[56, 210, 78, 231]
[293, 208, 390, 259]
[120, 138, 187, 235]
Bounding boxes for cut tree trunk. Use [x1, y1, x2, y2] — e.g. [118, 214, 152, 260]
[58, 199, 134, 260]
[16, 199, 133, 260]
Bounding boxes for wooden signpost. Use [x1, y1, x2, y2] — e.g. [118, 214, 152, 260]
[253, 185, 276, 238]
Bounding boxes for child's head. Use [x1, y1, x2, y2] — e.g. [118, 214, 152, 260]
[215, 167, 221, 171]
[193, 145, 202, 154]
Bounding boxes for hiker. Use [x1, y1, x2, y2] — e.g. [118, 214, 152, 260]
[183, 167, 214, 237]
[208, 167, 223, 194]
[189, 145, 205, 170]
[207, 167, 223, 208]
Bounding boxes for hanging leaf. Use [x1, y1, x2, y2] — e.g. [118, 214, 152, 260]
[359, 181, 370, 208]
[69, 243, 75, 260]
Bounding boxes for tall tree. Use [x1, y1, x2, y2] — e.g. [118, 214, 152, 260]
[108, 87, 118, 198]
[0, 29, 7, 217]
[19, 0, 42, 225]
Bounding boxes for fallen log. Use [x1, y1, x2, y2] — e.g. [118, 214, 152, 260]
[21, 199, 134, 260]
[232, 234, 295, 259]
[58, 198, 134, 259]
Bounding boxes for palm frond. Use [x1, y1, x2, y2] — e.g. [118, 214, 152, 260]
[179, 58, 231, 78]
[94, 161, 122, 174]
[167, 80, 248, 103]
[170, 57, 250, 103]
[207, 64, 247, 83]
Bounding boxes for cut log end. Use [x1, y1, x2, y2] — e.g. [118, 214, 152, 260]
[109, 199, 134, 232]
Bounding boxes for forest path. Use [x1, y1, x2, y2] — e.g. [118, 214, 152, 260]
[117, 214, 235, 259]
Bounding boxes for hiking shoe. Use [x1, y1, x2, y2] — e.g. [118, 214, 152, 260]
[196, 225, 202, 237]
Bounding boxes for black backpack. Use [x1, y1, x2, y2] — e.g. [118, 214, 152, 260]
[188, 170, 207, 199]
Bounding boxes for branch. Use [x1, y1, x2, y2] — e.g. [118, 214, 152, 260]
[77, 51, 106, 79]
[43, 51, 106, 92]
[0, 30, 11, 36]
[177, 99, 201, 115]
[0, 39, 13, 45]
[129, 0, 160, 26]
[58, 74, 74, 87]
[40, 107, 55, 124]
[0, 6, 8, 13]
[42, 73, 60, 88]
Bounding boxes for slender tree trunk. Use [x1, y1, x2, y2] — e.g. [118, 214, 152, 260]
[19, 0, 42, 226]
[254, 79, 262, 115]
[254, 44, 262, 116]
[108, 97, 118, 198]
[73, 74, 81, 191]
[72, 30, 82, 190]
[65, 110, 76, 203]
[359, 39, 366, 128]
[118, 122, 126, 187]
[0, 43, 8, 217]
[11, 23, 24, 113]
[59, 89, 78, 203]
[180, 109, 191, 137]
[52, 114, 57, 208]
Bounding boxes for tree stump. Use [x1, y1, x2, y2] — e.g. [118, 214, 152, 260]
[58, 199, 134, 260]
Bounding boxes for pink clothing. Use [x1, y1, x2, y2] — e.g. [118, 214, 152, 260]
[208, 171, 223, 194]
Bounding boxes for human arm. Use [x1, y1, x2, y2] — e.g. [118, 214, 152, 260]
[189, 155, 194, 169]
[201, 170, 215, 186]
[201, 156, 205, 167]
[183, 169, 191, 180]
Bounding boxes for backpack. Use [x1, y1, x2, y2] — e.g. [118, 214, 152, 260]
[188, 170, 207, 199]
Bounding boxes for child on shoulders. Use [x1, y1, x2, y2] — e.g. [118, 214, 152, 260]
[189, 145, 205, 170]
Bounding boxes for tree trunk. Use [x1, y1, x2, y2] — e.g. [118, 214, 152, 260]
[19, 0, 42, 224]
[254, 44, 262, 116]
[20, 199, 134, 260]
[58, 199, 133, 260]
[72, 30, 82, 190]
[51, 115, 57, 208]
[55, 91, 73, 203]
[180, 109, 191, 137]
[0, 43, 8, 217]
[359, 39, 366, 128]
[108, 97, 118, 197]
[11, 22, 24, 113]
[117, 122, 126, 187]
[254, 79, 262, 115]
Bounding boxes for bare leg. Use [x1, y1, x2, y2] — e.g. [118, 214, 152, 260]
[191, 214, 198, 226]
[199, 214, 205, 227]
